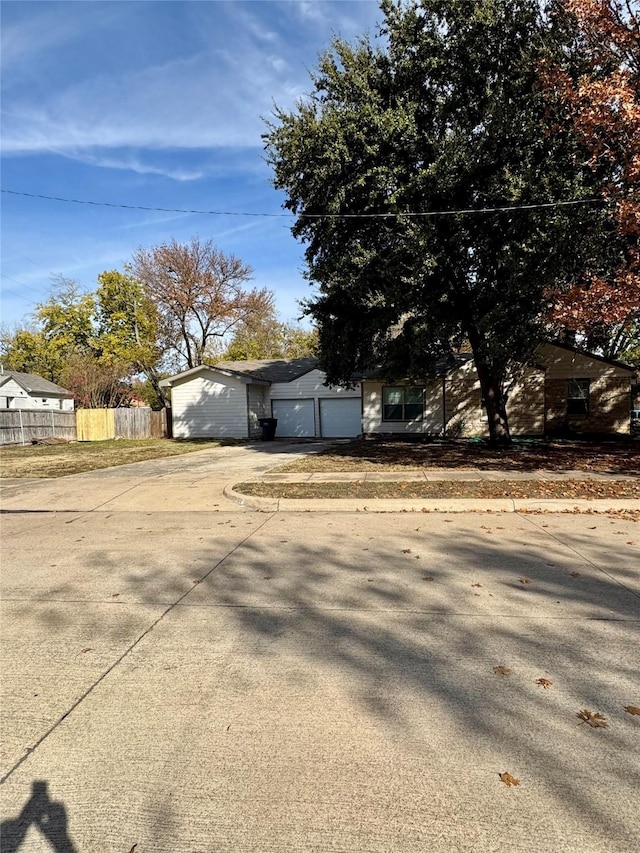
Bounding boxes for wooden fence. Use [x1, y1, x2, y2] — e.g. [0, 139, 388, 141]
[0, 409, 77, 445]
[0, 407, 169, 445]
[77, 407, 168, 441]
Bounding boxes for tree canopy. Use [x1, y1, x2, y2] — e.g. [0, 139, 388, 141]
[264, 0, 613, 442]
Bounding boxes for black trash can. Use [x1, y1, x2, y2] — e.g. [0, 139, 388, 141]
[259, 417, 278, 441]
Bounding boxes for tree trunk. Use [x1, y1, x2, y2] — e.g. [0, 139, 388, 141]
[466, 324, 512, 446]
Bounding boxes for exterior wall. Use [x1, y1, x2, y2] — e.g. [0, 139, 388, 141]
[537, 344, 633, 434]
[444, 361, 545, 437]
[0, 379, 74, 411]
[170, 374, 249, 439]
[269, 369, 361, 437]
[362, 380, 444, 434]
[247, 384, 268, 439]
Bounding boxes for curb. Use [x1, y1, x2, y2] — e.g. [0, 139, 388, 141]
[224, 485, 640, 514]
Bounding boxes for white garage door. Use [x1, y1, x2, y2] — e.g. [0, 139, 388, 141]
[271, 399, 315, 437]
[319, 398, 362, 437]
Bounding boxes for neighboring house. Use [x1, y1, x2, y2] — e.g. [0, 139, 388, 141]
[160, 358, 362, 440]
[0, 371, 75, 411]
[160, 343, 636, 440]
[362, 342, 635, 437]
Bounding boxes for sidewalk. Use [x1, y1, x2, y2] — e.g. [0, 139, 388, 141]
[226, 468, 640, 513]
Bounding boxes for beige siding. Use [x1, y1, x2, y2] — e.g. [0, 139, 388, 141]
[362, 381, 444, 434]
[171, 374, 249, 438]
[537, 343, 632, 434]
[269, 369, 360, 437]
[247, 385, 267, 439]
[444, 361, 545, 437]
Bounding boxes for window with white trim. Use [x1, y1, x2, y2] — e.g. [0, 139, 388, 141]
[382, 386, 424, 421]
[567, 378, 589, 416]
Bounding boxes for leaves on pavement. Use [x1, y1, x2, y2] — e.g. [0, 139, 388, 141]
[519, 577, 532, 585]
[577, 709, 608, 728]
[493, 666, 512, 676]
[624, 706, 640, 716]
[499, 772, 520, 787]
[536, 678, 553, 689]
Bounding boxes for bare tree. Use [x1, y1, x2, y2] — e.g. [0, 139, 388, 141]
[131, 238, 274, 369]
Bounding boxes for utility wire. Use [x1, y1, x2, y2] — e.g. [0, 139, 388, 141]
[1, 188, 604, 219]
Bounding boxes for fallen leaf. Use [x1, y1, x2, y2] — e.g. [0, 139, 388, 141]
[577, 708, 608, 728]
[422, 576, 435, 582]
[519, 578, 532, 585]
[111, 593, 120, 598]
[499, 772, 520, 787]
[493, 666, 512, 676]
[536, 678, 553, 689]
[401, 549, 412, 554]
[129, 846, 137, 853]
[192, 579, 202, 585]
[570, 572, 581, 578]
[80, 647, 93, 654]
[624, 706, 640, 716]
[471, 582, 483, 588]
[627, 541, 637, 545]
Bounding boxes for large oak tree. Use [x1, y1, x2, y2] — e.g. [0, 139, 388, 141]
[265, 0, 608, 443]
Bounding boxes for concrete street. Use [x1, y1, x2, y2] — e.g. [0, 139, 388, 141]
[1, 443, 639, 851]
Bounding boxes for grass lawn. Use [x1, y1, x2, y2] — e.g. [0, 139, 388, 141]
[235, 479, 640, 501]
[0, 438, 233, 479]
[273, 437, 640, 475]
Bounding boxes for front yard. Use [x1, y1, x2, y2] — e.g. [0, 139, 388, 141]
[0, 438, 231, 478]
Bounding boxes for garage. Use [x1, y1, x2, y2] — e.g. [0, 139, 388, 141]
[319, 397, 362, 437]
[271, 399, 315, 437]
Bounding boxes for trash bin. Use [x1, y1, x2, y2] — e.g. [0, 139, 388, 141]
[259, 417, 278, 441]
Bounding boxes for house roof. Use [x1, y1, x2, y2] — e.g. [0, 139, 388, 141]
[0, 371, 73, 397]
[160, 358, 320, 387]
[360, 353, 474, 381]
[213, 358, 319, 383]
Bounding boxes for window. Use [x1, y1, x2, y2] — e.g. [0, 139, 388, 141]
[383, 386, 424, 421]
[567, 378, 589, 416]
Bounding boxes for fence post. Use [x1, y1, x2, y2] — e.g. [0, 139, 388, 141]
[51, 409, 55, 437]
[19, 408, 25, 446]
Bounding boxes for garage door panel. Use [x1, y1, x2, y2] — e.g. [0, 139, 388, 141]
[271, 399, 315, 437]
[320, 398, 361, 437]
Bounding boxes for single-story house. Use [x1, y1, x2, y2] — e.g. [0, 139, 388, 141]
[363, 342, 635, 437]
[160, 343, 636, 440]
[160, 358, 362, 440]
[0, 371, 75, 411]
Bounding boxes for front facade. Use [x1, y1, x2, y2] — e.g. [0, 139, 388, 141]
[161, 344, 636, 441]
[0, 372, 75, 411]
[362, 343, 635, 438]
[160, 359, 362, 440]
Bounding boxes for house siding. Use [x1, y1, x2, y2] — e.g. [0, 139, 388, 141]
[537, 344, 632, 434]
[170, 374, 249, 439]
[363, 380, 444, 434]
[269, 369, 360, 437]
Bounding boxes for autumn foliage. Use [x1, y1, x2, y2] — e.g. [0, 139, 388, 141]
[544, 0, 639, 356]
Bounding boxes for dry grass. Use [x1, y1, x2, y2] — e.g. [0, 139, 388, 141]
[0, 438, 232, 479]
[273, 438, 640, 475]
[235, 479, 640, 501]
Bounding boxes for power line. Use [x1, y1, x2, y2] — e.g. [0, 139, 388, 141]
[1, 188, 603, 219]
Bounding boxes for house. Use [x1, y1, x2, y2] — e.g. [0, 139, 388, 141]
[362, 342, 635, 437]
[0, 371, 75, 411]
[160, 358, 362, 440]
[160, 343, 636, 441]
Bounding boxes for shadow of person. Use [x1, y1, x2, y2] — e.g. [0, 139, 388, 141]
[1, 780, 76, 852]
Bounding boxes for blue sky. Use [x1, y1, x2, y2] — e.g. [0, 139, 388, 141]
[1, 0, 382, 329]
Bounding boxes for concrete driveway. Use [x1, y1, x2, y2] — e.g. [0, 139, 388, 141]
[0, 440, 335, 513]
[1, 447, 639, 851]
